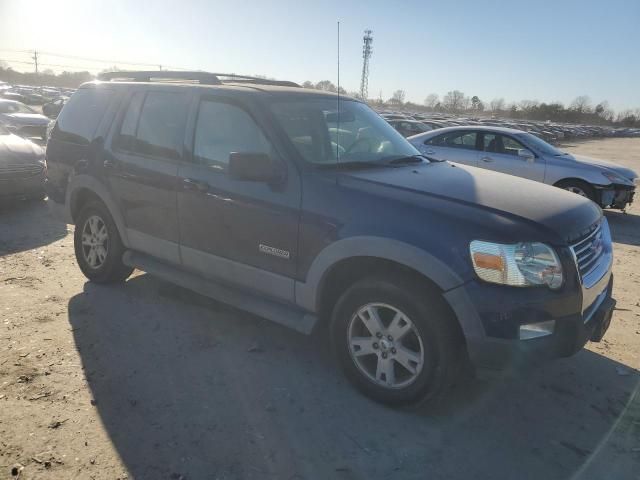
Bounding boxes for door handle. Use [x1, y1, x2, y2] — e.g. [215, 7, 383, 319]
[182, 178, 209, 193]
[424, 148, 436, 155]
[481, 156, 494, 163]
[103, 159, 116, 169]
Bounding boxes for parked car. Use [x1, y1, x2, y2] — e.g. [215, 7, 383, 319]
[0, 124, 46, 201]
[0, 99, 50, 141]
[42, 96, 68, 118]
[408, 126, 637, 210]
[46, 72, 616, 406]
[387, 119, 432, 137]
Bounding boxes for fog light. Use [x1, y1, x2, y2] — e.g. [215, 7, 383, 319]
[519, 320, 556, 340]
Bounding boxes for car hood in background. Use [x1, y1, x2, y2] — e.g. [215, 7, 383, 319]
[565, 154, 637, 182]
[344, 161, 601, 244]
[0, 133, 44, 164]
[0, 113, 51, 126]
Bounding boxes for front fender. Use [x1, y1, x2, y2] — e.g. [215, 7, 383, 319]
[294, 236, 465, 312]
[545, 159, 610, 187]
[66, 174, 129, 247]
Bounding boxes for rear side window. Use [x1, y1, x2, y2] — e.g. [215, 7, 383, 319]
[53, 88, 114, 144]
[427, 131, 477, 150]
[115, 91, 189, 161]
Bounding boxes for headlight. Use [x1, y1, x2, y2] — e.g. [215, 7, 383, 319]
[470, 241, 563, 289]
[601, 171, 632, 185]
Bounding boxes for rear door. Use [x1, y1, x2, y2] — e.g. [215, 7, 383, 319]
[478, 132, 545, 181]
[416, 130, 480, 165]
[103, 88, 190, 264]
[176, 94, 301, 302]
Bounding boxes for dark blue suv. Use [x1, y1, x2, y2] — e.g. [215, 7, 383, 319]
[45, 72, 615, 406]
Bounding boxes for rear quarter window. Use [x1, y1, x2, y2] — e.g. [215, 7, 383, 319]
[52, 88, 114, 145]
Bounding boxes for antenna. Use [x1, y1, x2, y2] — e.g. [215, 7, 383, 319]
[336, 21, 340, 165]
[360, 30, 373, 100]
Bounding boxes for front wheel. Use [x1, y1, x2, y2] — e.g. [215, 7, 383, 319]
[556, 180, 596, 202]
[73, 200, 133, 283]
[330, 276, 463, 406]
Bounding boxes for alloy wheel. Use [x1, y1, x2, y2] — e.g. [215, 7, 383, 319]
[81, 215, 109, 269]
[347, 303, 425, 389]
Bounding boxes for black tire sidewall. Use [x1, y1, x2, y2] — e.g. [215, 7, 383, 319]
[73, 201, 130, 283]
[559, 180, 596, 202]
[330, 277, 458, 406]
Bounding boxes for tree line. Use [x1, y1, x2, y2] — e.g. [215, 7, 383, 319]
[300, 80, 640, 128]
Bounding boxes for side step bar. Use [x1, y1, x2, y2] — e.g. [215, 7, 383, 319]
[122, 251, 317, 334]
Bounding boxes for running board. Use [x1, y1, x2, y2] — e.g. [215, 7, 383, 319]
[122, 251, 316, 334]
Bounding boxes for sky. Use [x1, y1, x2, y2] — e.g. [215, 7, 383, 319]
[1, 0, 639, 111]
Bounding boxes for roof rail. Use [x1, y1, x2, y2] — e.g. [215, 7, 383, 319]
[97, 70, 300, 88]
[97, 71, 221, 85]
[210, 73, 300, 88]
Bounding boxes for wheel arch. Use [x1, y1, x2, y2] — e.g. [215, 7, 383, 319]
[67, 174, 129, 247]
[295, 237, 466, 331]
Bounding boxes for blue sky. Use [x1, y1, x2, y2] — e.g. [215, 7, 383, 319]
[1, 0, 639, 111]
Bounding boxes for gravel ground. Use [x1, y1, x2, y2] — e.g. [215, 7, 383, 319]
[0, 137, 639, 480]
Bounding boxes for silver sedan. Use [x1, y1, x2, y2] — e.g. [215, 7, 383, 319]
[408, 126, 637, 210]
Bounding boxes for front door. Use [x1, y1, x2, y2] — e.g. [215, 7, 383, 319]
[478, 133, 546, 181]
[177, 95, 301, 302]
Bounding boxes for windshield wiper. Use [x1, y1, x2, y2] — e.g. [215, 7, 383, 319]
[318, 160, 388, 170]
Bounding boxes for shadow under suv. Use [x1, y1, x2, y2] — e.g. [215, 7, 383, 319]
[45, 71, 616, 406]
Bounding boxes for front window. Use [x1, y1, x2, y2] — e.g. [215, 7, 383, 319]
[516, 132, 564, 156]
[0, 101, 35, 114]
[269, 99, 419, 165]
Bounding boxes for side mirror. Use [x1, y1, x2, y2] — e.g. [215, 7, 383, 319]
[228, 152, 280, 182]
[518, 149, 535, 162]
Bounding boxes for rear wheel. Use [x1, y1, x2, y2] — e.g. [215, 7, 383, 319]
[74, 200, 133, 283]
[330, 275, 463, 406]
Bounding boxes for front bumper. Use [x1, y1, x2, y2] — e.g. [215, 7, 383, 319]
[597, 184, 635, 209]
[444, 271, 614, 370]
[0, 170, 46, 199]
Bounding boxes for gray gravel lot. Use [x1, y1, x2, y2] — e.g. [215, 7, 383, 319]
[0, 138, 639, 480]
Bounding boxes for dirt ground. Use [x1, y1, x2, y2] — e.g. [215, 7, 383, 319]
[1, 138, 639, 480]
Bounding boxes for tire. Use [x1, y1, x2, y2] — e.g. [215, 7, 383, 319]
[556, 180, 596, 202]
[73, 200, 133, 283]
[330, 275, 463, 406]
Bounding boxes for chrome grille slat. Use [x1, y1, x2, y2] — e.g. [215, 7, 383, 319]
[0, 163, 44, 179]
[570, 221, 606, 279]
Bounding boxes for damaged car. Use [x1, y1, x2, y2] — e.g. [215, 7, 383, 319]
[408, 126, 637, 210]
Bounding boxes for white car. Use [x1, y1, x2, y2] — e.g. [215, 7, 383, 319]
[0, 99, 50, 141]
[409, 126, 637, 210]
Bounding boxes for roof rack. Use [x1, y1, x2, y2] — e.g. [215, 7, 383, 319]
[97, 71, 221, 85]
[97, 70, 300, 88]
[211, 73, 300, 88]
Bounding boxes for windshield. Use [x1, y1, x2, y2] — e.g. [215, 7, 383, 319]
[516, 132, 564, 156]
[269, 99, 420, 165]
[0, 101, 35, 114]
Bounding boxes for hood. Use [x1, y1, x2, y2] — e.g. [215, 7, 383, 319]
[0, 133, 45, 164]
[344, 161, 601, 244]
[568, 154, 637, 183]
[1, 113, 50, 126]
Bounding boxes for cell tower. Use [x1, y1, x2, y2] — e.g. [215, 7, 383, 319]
[359, 29, 373, 100]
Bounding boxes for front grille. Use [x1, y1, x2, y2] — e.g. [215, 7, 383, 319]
[570, 222, 605, 279]
[0, 163, 44, 180]
[17, 125, 46, 138]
